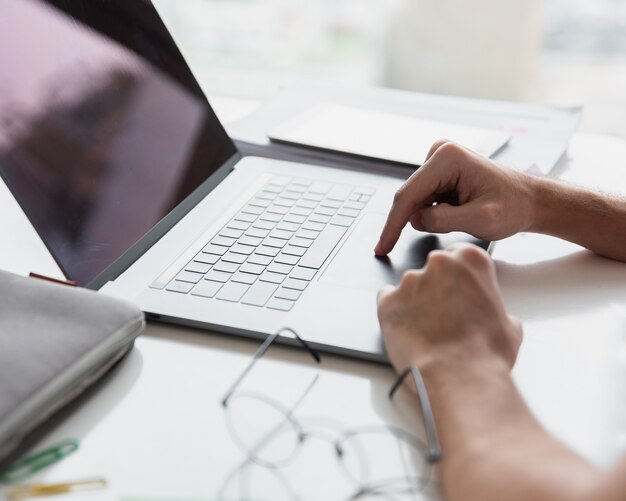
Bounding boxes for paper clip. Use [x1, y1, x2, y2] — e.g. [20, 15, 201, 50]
[0, 439, 79, 485]
[6, 477, 107, 500]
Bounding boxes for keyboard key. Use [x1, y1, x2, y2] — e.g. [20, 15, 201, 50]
[166, 280, 194, 294]
[292, 178, 312, 186]
[185, 261, 212, 274]
[302, 192, 324, 202]
[344, 200, 366, 210]
[231, 244, 255, 255]
[295, 229, 318, 240]
[260, 212, 282, 223]
[298, 225, 347, 269]
[248, 254, 273, 266]
[269, 176, 291, 186]
[309, 213, 331, 224]
[284, 213, 307, 224]
[290, 237, 313, 248]
[191, 281, 223, 298]
[239, 235, 263, 247]
[338, 207, 360, 218]
[263, 184, 283, 194]
[205, 270, 233, 283]
[217, 282, 250, 302]
[242, 282, 278, 307]
[275, 253, 300, 266]
[256, 246, 280, 257]
[274, 197, 296, 208]
[283, 278, 309, 291]
[314, 206, 336, 216]
[231, 272, 258, 285]
[283, 245, 307, 257]
[280, 191, 300, 201]
[275, 287, 302, 301]
[249, 197, 272, 208]
[260, 271, 286, 284]
[211, 235, 237, 247]
[309, 182, 331, 194]
[320, 199, 342, 209]
[203, 244, 228, 256]
[195, 253, 220, 265]
[285, 184, 306, 193]
[349, 193, 361, 201]
[359, 194, 372, 203]
[222, 252, 248, 264]
[295, 199, 317, 209]
[227, 220, 251, 231]
[269, 229, 294, 240]
[267, 205, 289, 215]
[266, 298, 296, 312]
[330, 215, 355, 227]
[213, 261, 240, 273]
[277, 221, 300, 232]
[291, 206, 313, 216]
[175, 270, 204, 284]
[220, 228, 244, 239]
[234, 212, 257, 223]
[242, 204, 264, 215]
[253, 220, 276, 230]
[263, 237, 287, 249]
[267, 262, 293, 275]
[290, 267, 317, 281]
[239, 262, 266, 275]
[256, 190, 278, 201]
[302, 221, 326, 232]
[246, 227, 270, 239]
[327, 186, 352, 201]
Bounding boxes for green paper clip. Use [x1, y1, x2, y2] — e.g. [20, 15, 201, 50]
[0, 438, 79, 485]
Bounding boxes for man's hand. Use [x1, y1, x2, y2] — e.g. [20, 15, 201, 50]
[375, 141, 538, 256]
[377, 243, 523, 374]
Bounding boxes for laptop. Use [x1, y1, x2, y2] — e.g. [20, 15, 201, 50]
[0, 0, 487, 362]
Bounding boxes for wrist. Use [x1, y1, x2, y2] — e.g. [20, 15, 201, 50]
[413, 343, 512, 388]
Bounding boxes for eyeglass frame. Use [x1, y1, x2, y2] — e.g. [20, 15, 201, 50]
[221, 327, 442, 463]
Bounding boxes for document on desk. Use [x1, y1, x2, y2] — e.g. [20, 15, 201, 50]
[268, 104, 511, 166]
[226, 84, 582, 174]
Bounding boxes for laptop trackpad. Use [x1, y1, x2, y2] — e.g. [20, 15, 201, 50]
[320, 212, 489, 290]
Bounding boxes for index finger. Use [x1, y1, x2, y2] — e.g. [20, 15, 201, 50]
[374, 165, 449, 256]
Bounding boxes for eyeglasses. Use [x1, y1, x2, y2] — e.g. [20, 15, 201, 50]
[219, 327, 441, 499]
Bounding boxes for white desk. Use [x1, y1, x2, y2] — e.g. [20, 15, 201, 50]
[1, 100, 626, 500]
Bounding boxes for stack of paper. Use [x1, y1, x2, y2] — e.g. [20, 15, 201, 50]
[226, 83, 581, 175]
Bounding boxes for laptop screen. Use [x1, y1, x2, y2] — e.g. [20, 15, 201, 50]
[0, 0, 238, 286]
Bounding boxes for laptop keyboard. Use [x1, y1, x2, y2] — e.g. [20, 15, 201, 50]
[162, 176, 375, 312]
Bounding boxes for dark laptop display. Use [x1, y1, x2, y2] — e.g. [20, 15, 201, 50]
[0, 0, 237, 286]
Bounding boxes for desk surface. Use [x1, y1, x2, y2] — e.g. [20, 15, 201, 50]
[1, 100, 626, 500]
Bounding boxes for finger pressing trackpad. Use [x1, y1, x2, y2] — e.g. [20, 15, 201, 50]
[319, 212, 488, 289]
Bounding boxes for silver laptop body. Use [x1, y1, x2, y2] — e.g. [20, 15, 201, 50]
[2, 0, 485, 362]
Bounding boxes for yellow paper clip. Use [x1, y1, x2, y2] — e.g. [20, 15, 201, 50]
[6, 477, 107, 500]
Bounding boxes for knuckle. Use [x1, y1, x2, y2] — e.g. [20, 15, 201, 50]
[392, 187, 405, 206]
[435, 141, 465, 161]
[459, 244, 490, 264]
[400, 270, 421, 288]
[479, 202, 501, 231]
[426, 249, 453, 269]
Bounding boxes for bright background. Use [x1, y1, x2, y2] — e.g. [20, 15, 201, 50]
[153, 0, 626, 139]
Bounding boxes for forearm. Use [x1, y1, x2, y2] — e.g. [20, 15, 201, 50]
[529, 177, 626, 262]
[421, 351, 599, 501]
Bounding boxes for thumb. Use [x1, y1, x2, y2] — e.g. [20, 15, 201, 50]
[420, 202, 479, 234]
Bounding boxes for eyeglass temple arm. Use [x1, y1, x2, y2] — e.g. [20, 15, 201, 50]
[389, 366, 442, 463]
[221, 328, 321, 406]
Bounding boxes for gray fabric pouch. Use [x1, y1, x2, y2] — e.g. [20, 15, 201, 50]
[0, 270, 144, 465]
